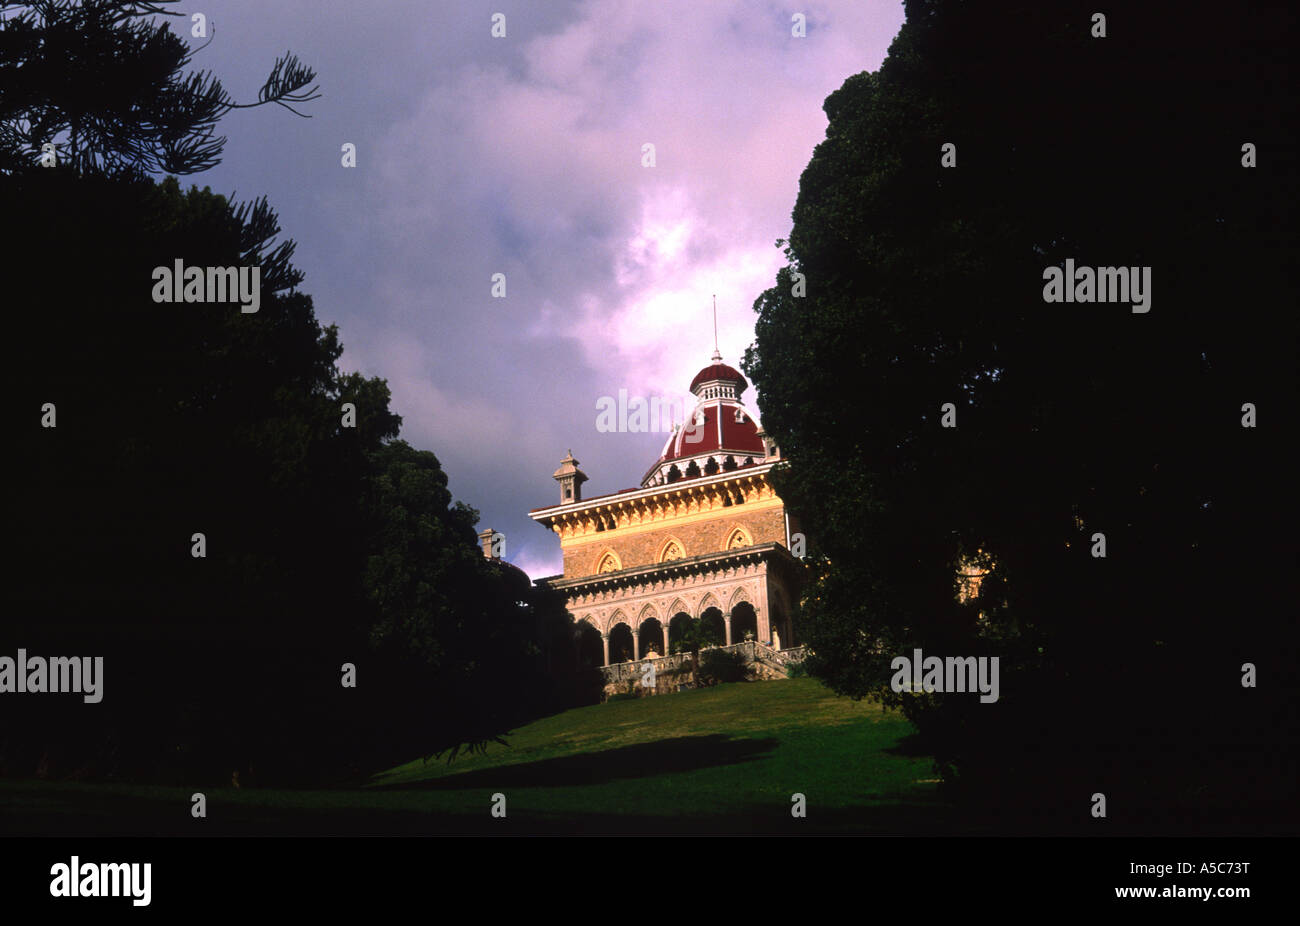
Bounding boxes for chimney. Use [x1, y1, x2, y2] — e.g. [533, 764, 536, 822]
[478, 528, 503, 560]
[552, 449, 589, 504]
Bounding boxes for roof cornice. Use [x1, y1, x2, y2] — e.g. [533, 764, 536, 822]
[529, 460, 779, 521]
[542, 541, 801, 591]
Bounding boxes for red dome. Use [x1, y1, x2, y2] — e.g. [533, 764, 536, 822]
[689, 363, 748, 394]
[640, 353, 766, 486]
[657, 402, 764, 463]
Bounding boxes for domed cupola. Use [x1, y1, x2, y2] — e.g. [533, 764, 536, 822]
[641, 350, 766, 487]
[689, 349, 749, 399]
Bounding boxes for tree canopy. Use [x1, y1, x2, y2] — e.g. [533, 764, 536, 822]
[0, 0, 319, 176]
[745, 0, 1297, 828]
[2, 1, 578, 785]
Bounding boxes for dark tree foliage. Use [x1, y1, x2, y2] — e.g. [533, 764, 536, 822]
[745, 0, 1297, 830]
[697, 649, 746, 686]
[3, 170, 578, 786]
[359, 440, 579, 765]
[4, 169, 377, 783]
[1, 4, 578, 785]
[0, 0, 319, 176]
[672, 614, 723, 683]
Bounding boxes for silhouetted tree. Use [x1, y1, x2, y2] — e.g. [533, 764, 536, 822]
[1, 2, 574, 786]
[745, 0, 1297, 829]
[0, 0, 319, 176]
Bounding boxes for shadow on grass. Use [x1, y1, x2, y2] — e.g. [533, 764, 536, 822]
[6, 779, 1289, 836]
[883, 732, 932, 758]
[374, 734, 778, 791]
[0, 780, 955, 836]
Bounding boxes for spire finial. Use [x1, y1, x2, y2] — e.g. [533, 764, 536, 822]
[711, 294, 721, 362]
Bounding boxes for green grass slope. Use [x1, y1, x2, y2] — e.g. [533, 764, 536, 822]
[1, 678, 951, 835]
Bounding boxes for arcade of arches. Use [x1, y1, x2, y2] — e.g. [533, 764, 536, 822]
[573, 589, 771, 667]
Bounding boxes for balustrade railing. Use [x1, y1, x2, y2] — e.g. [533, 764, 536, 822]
[598, 640, 807, 680]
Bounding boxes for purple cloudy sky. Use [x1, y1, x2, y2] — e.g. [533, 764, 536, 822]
[187, 0, 904, 579]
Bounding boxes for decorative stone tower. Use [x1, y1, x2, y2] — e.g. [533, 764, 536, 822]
[754, 425, 780, 462]
[477, 528, 503, 560]
[552, 449, 588, 504]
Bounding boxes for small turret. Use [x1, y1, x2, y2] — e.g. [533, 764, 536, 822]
[553, 449, 588, 504]
[478, 528, 503, 559]
[754, 425, 780, 461]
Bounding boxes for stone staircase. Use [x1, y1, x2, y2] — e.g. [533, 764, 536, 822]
[598, 641, 808, 697]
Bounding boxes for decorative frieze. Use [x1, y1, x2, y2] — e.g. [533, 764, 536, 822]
[533, 470, 780, 544]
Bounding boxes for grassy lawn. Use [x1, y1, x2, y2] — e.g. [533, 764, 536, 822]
[0, 678, 953, 835]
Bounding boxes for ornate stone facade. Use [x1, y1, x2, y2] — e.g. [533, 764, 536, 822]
[530, 353, 803, 667]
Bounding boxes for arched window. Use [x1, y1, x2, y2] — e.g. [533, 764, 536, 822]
[596, 551, 621, 573]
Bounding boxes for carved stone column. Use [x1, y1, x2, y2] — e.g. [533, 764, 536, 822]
[724, 611, 733, 646]
[601, 632, 610, 667]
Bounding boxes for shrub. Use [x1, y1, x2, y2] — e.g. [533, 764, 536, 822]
[698, 649, 747, 686]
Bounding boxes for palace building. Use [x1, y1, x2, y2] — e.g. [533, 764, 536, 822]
[529, 350, 803, 670]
